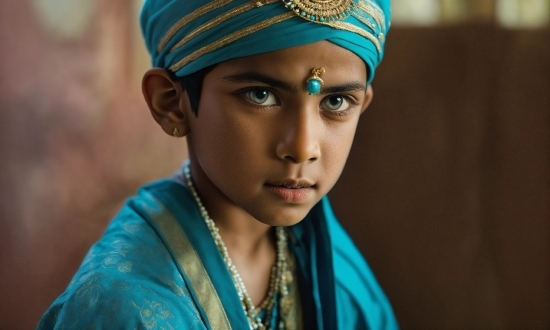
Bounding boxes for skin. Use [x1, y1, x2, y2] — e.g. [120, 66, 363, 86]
[142, 40, 373, 305]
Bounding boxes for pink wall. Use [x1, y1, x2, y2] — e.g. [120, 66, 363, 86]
[0, 1, 186, 328]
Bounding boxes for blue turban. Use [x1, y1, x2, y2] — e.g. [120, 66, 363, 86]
[141, 0, 390, 83]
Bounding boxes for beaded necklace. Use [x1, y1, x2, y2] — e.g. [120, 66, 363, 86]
[183, 164, 292, 330]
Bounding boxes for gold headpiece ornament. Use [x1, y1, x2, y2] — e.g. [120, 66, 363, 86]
[282, 0, 356, 22]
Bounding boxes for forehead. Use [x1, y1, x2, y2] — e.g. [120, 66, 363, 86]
[216, 40, 368, 83]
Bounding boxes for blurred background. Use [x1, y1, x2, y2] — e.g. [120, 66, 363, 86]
[0, 0, 548, 329]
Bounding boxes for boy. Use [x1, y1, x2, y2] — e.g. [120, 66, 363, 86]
[39, 0, 398, 329]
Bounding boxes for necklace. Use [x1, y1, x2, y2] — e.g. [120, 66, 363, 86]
[183, 164, 292, 330]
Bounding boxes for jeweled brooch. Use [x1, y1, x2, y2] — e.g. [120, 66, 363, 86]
[281, 0, 357, 22]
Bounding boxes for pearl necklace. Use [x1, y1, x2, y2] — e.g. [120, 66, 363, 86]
[183, 164, 291, 330]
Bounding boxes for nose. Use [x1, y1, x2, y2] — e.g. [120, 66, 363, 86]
[276, 109, 321, 164]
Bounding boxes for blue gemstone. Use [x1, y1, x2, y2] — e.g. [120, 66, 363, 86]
[320, 17, 325, 22]
[301, 11, 306, 16]
[307, 79, 322, 94]
[310, 15, 315, 20]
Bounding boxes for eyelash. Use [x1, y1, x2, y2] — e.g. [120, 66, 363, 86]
[238, 88, 279, 109]
[321, 95, 359, 118]
[328, 107, 353, 117]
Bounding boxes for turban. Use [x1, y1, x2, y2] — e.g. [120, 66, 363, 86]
[141, 0, 390, 83]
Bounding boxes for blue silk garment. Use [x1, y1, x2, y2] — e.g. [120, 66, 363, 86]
[38, 178, 398, 329]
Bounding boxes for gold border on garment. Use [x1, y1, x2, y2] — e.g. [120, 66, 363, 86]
[169, 12, 294, 72]
[323, 20, 381, 52]
[352, 11, 376, 31]
[170, 0, 280, 53]
[281, 247, 303, 330]
[158, 0, 233, 52]
[355, 0, 385, 29]
[141, 192, 232, 330]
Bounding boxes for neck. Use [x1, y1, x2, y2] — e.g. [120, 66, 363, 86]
[180, 161, 277, 306]
[217, 216, 274, 257]
[182, 159, 274, 255]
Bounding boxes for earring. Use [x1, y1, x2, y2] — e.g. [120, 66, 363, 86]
[172, 127, 180, 137]
[306, 68, 325, 95]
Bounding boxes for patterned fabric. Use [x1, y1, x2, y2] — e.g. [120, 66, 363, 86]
[37, 203, 203, 329]
[38, 178, 398, 329]
[140, 0, 391, 83]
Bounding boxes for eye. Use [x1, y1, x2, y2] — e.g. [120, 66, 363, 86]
[245, 88, 278, 106]
[321, 95, 350, 111]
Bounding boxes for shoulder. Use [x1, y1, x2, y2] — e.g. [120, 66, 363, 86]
[321, 197, 399, 330]
[38, 271, 205, 330]
[39, 196, 205, 330]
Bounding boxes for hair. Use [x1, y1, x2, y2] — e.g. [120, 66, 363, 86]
[173, 64, 217, 116]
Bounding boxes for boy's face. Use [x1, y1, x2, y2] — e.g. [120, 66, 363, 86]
[185, 40, 372, 227]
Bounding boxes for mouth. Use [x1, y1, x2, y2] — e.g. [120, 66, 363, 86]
[265, 179, 315, 203]
[266, 179, 315, 189]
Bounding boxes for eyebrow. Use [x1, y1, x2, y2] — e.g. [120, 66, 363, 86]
[222, 71, 366, 94]
[222, 71, 299, 93]
[321, 82, 366, 94]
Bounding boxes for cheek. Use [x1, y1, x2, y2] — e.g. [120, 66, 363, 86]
[192, 98, 271, 172]
[321, 123, 358, 182]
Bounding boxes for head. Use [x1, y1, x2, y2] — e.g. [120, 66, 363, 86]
[140, 0, 390, 227]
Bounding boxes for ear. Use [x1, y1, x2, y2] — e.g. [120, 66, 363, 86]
[360, 84, 374, 115]
[142, 68, 190, 137]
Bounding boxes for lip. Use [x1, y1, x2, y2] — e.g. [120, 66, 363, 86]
[265, 179, 315, 203]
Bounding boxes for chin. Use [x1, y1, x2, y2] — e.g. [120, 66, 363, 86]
[253, 205, 313, 227]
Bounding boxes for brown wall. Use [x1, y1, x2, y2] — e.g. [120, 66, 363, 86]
[330, 25, 550, 329]
[0, 1, 548, 329]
